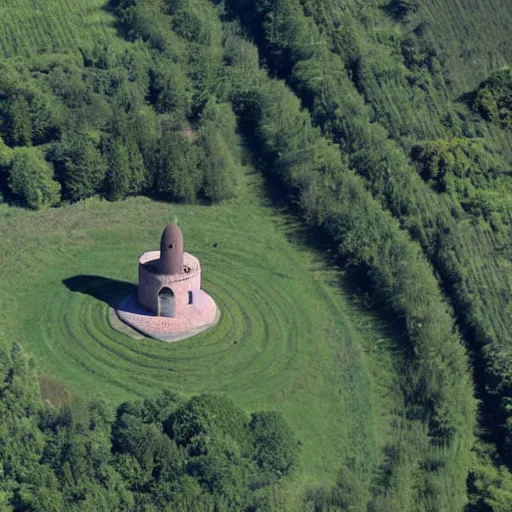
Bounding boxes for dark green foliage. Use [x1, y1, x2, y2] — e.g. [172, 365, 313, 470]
[306, 467, 370, 512]
[411, 137, 510, 221]
[105, 136, 147, 200]
[386, 0, 419, 20]
[250, 411, 299, 479]
[156, 128, 202, 202]
[0, 344, 298, 511]
[51, 133, 108, 201]
[474, 68, 512, 129]
[167, 394, 252, 454]
[0, 0, 244, 208]
[467, 442, 512, 512]
[6, 94, 32, 146]
[150, 61, 192, 116]
[197, 100, 241, 201]
[8, 147, 60, 209]
[172, 10, 205, 42]
[401, 34, 439, 72]
[0, 135, 11, 167]
[106, 138, 132, 201]
[0, 68, 59, 148]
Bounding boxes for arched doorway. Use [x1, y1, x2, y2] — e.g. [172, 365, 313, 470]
[158, 287, 175, 317]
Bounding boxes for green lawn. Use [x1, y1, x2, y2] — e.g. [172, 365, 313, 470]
[0, 173, 400, 487]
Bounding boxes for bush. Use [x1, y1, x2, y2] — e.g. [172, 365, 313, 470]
[155, 128, 202, 202]
[149, 61, 192, 116]
[198, 100, 241, 201]
[8, 147, 60, 209]
[474, 68, 512, 129]
[166, 394, 252, 455]
[50, 133, 107, 201]
[250, 411, 299, 479]
[411, 137, 509, 220]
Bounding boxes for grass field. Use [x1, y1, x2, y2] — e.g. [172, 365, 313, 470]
[0, 172, 401, 486]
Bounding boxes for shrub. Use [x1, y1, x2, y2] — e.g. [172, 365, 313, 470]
[8, 147, 60, 209]
[474, 68, 512, 129]
[250, 411, 299, 478]
[50, 133, 107, 201]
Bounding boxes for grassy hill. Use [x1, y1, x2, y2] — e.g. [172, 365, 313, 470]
[0, 171, 402, 488]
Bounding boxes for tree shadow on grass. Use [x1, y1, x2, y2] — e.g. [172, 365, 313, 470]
[63, 275, 136, 309]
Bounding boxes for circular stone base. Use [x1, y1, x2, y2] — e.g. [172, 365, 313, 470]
[114, 290, 219, 342]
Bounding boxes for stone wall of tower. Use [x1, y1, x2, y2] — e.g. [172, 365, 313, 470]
[137, 251, 201, 315]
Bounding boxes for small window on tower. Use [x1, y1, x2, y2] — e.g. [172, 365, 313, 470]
[188, 291, 193, 305]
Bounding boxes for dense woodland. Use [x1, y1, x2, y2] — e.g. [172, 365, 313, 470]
[0, 0, 512, 509]
[0, 343, 299, 511]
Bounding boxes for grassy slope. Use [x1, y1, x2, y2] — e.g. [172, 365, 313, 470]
[0, 0, 405, 493]
[0, 171, 400, 487]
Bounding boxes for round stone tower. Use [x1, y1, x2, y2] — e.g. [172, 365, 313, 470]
[137, 223, 202, 317]
[115, 223, 218, 342]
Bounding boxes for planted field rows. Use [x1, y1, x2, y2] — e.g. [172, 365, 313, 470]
[0, 0, 116, 57]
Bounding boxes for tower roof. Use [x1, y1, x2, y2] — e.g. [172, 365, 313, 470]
[159, 223, 184, 275]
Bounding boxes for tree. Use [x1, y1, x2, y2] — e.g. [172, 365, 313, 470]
[249, 411, 299, 479]
[0, 344, 46, 504]
[51, 133, 107, 201]
[197, 100, 241, 202]
[199, 129, 239, 201]
[150, 61, 192, 117]
[7, 94, 32, 147]
[474, 68, 512, 129]
[156, 129, 201, 202]
[8, 147, 60, 209]
[166, 394, 252, 455]
[0, 134, 12, 166]
[106, 138, 131, 200]
[125, 136, 148, 195]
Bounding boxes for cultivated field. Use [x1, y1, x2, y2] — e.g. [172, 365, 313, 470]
[0, 0, 117, 57]
[0, 173, 400, 486]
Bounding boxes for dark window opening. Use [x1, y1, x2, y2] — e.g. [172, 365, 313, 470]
[158, 287, 175, 317]
[188, 291, 193, 305]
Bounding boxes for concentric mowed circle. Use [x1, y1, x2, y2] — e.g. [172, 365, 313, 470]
[33, 242, 311, 402]
[1, 195, 387, 484]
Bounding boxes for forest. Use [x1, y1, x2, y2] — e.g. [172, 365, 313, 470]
[0, 0, 511, 510]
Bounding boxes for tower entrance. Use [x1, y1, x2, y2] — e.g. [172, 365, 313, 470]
[158, 287, 175, 317]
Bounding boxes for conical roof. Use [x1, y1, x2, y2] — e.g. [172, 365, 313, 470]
[159, 223, 184, 275]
